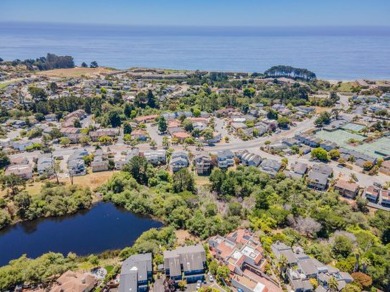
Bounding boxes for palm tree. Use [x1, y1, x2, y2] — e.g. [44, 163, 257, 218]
[149, 139, 157, 149]
[278, 255, 288, 280]
[162, 136, 170, 149]
[327, 276, 339, 292]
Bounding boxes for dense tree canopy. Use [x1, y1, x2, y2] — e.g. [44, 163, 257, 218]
[264, 65, 317, 81]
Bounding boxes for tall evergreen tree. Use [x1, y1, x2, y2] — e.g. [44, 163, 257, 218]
[147, 90, 157, 108]
[158, 116, 167, 133]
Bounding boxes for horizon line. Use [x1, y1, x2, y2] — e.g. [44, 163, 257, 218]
[1, 20, 390, 29]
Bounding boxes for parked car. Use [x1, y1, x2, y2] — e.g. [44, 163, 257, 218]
[196, 280, 202, 290]
[209, 274, 214, 282]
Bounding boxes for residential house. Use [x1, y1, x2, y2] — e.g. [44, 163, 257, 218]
[68, 149, 88, 176]
[61, 127, 81, 137]
[9, 156, 29, 165]
[203, 131, 222, 144]
[259, 159, 282, 177]
[239, 150, 262, 167]
[37, 155, 54, 176]
[91, 156, 109, 172]
[51, 270, 97, 292]
[339, 148, 376, 168]
[89, 128, 120, 142]
[143, 150, 166, 165]
[381, 190, 390, 207]
[209, 229, 264, 271]
[319, 141, 337, 152]
[193, 153, 212, 175]
[364, 186, 380, 203]
[307, 164, 332, 191]
[172, 131, 191, 142]
[231, 122, 247, 132]
[230, 276, 268, 292]
[271, 241, 298, 266]
[164, 244, 206, 283]
[115, 148, 140, 170]
[216, 150, 235, 169]
[134, 115, 158, 124]
[167, 125, 183, 136]
[119, 253, 153, 292]
[11, 139, 35, 151]
[271, 242, 353, 292]
[64, 109, 87, 121]
[253, 123, 269, 136]
[132, 129, 148, 141]
[286, 162, 308, 179]
[282, 138, 300, 147]
[62, 117, 79, 128]
[209, 229, 279, 292]
[215, 107, 236, 117]
[295, 133, 321, 148]
[379, 160, 390, 176]
[5, 164, 33, 179]
[170, 151, 189, 172]
[334, 180, 359, 199]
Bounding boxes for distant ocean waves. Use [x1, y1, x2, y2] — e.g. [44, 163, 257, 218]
[0, 23, 389, 80]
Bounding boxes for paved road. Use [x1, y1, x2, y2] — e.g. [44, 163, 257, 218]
[195, 116, 389, 188]
[203, 117, 316, 153]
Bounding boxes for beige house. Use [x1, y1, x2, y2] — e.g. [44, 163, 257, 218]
[51, 271, 97, 292]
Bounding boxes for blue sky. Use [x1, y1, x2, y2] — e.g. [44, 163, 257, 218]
[1, 0, 389, 26]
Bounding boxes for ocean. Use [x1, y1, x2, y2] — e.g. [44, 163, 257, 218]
[0, 22, 389, 80]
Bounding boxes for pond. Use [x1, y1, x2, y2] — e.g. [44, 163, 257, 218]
[0, 202, 163, 266]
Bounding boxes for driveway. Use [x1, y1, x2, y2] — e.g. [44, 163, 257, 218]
[146, 123, 165, 146]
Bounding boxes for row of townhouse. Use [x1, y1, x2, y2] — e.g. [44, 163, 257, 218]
[338, 148, 376, 168]
[272, 242, 353, 292]
[294, 132, 377, 169]
[235, 150, 282, 177]
[163, 244, 206, 283]
[5, 154, 54, 179]
[60, 127, 121, 144]
[114, 148, 213, 175]
[364, 186, 390, 208]
[118, 244, 206, 292]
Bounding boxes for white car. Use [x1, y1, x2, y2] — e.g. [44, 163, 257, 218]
[196, 280, 202, 289]
[209, 274, 214, 282]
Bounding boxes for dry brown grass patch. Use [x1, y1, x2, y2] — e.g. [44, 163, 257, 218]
[37, 67, 116, 78]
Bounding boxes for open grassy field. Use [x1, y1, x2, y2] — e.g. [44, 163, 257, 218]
[332, 81, 359, 92]
[37, 67, 116, 78]
[194, 174, 211, 186]
[0, 171, 117, 198]
[175, 229, 199, 245]
[59, 171, 117, 191]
